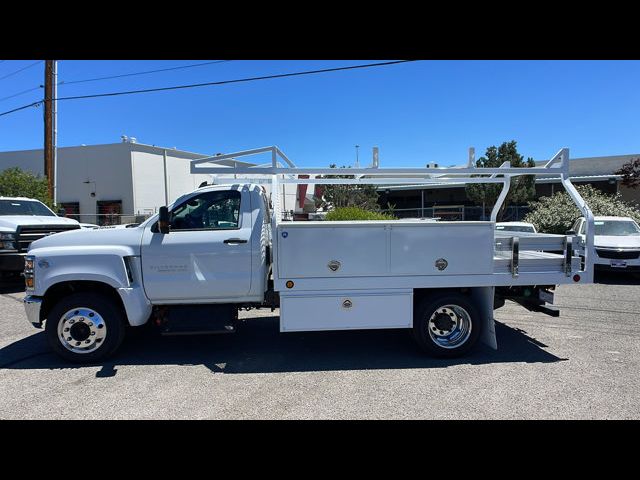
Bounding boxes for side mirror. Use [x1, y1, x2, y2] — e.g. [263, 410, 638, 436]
[57, 208, 66, 217]
[566, 229, 576, 235]
[158, 206, 170, 234]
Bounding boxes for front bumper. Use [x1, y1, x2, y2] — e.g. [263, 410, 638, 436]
[23, 295, 43, 328]
[595, 264, 640, 273]
[0, 252, 26, 273]
[593, 255, 640, 272]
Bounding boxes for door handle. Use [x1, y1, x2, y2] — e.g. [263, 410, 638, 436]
[224, 238, 248, 244]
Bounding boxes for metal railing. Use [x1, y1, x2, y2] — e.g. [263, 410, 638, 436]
[381, 206, 531, 221]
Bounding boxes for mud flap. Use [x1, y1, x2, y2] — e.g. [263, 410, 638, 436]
[471, 286, 497, 350]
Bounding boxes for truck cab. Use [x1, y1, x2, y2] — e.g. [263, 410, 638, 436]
[23, 184, 272, 363]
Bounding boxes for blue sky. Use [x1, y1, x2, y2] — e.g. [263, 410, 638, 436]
[0, 60, 639, 167]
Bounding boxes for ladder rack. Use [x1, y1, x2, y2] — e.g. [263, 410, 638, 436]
[190, 145, 595, 283]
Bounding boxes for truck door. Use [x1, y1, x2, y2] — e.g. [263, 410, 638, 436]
[140, 188, 252, 302]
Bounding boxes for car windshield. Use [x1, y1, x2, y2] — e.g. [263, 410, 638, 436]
[594, 220, 640, 236]
[0, 199, 55, 216]
[496, 225, 535, 233]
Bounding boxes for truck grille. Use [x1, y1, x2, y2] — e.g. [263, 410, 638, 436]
[596, 248, 640, 260]
[17, 224, 80, 252]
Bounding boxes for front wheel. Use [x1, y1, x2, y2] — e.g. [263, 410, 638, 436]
[412, 293, 481, 358]
[45, 292, 126, 363]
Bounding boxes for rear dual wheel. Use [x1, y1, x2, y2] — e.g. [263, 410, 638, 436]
[412, 293, 481, 358]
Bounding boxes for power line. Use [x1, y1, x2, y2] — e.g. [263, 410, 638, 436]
[0, 86, 41, 103]
[58, 60, 232, 86]
[0, 60, 233, 103]
[0, 60, 418, 118]
[0, 60, 43, 81]
[0, 100, 42, 117]
[55, 60, 417, 102]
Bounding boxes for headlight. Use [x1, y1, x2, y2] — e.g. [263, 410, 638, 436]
[24, 255, 35, 290]
[1, 241, 17, 250]
[0, 232, 15, 240]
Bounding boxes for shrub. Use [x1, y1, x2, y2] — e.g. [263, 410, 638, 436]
[524, 185, 640, 234]
[324, 207, 396, 221]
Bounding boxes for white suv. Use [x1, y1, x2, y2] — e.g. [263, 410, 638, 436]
[0, 197, 80, 278]
[572, 216, 640, 273]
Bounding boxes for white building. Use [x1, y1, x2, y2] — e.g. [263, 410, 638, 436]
[0, 140, 312, 224]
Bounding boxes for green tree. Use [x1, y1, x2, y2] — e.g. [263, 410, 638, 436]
[465, 141, 536, 219]
[524, 184, 640, 234]
[0, 167, 51, 207]
[314, 164, 381, 211]
[615, 157, 640, 189]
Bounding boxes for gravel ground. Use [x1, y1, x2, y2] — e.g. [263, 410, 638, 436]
[1, 272, 639, 419]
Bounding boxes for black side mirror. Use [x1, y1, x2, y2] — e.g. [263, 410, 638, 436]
[158, 206, 170, 234]
[566, 229, 576, 235]
[57, 208, 66, 217]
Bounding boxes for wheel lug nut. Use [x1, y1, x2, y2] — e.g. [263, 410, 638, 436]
[97, 324, 104, 329]
[67, 336, 72, 341]
[91, 331, 96, 336]
[64, 328, 70, 332]
[85, 340, 91, 344]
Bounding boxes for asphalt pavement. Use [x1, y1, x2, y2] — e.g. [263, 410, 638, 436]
[1, 272, 639, 419]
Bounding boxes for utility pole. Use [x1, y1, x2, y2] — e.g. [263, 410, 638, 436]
[53, 60, 58, 206]
[355, 145, 360, 168]
[44, 60, 54, 204]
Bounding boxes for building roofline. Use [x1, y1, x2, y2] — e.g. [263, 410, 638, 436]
[0, 142, 257, 166]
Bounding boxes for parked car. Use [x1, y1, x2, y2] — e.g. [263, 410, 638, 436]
[0, 197, 81, 278]
[572, 216, 640, 273]
[495, 221, 537, 234]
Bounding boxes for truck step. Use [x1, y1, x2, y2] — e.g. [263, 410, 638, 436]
[155, 304, 238, 336]
[161, 325, 236, 336]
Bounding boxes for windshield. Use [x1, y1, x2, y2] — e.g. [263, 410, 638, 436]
[496, 225, 535, 233]
[594, 220, 640, 236]
[0, 199, 55, 216]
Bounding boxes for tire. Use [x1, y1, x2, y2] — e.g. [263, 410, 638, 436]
[45, 292, 126, 364]
[412, 292, 481, 358]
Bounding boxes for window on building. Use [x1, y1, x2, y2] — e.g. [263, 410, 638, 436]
[59, 202, 80, 221]
[97, 200, 122, 226]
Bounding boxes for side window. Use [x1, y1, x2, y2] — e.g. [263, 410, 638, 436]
[170, 190, 241, 231]
[579, 220, 586, 235]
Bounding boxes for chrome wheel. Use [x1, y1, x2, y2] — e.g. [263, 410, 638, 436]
[57, 307, 107, 354]
[427, 304, 472, 349]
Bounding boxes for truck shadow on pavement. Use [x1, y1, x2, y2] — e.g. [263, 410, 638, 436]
[0, 317, 566, 374]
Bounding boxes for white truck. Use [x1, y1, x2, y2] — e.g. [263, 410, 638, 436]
[571, 215, 640, 274]
[22, 146, 595, 363]
[0, 196, 80, 279]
